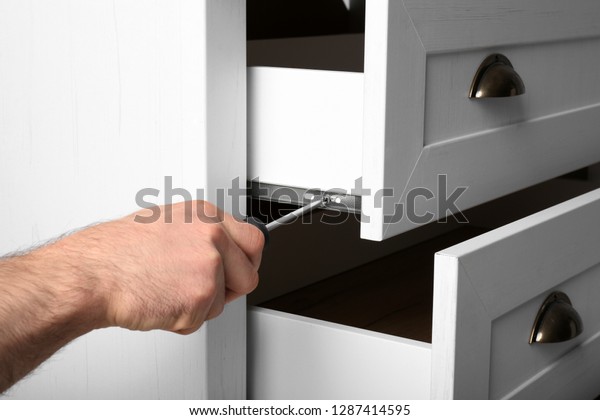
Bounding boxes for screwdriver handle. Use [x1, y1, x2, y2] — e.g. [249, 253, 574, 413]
[245, 217, 270, 247]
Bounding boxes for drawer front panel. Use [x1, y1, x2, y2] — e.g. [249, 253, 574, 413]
[491, 263, 600, 399]
[362, 0, 600, 240]
[424, 37, 600, 146]
[248, 307, 431, 399]
[433, 188, 600, 399]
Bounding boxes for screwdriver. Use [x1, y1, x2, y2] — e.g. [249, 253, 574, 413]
[246, 195, 329, 245]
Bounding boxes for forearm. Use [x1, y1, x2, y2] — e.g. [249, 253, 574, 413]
[0, 246, 104, 393]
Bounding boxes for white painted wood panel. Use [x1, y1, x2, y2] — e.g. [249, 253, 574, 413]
[506, 330, 600, 399]
[361, 0, 600, 240]
[248, 67, 363, 193]
[381, 103, 600, 235]
[0, 0, 246, 399]
[248, 307, 431, 399]
[362, 0, 425, 241]
[424, 38, 600, 146]
[490, 263, 600, 399]
[432, 188, 600, 399]
[405, 0, 600, 52]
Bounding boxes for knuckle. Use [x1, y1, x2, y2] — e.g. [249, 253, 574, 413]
[207, 301, 225, 320]
[195, 200, 223, 223]
[171, 314, 194, 333]
[198, 277, 219, 303]
[173, 321, 203, 335]
[184, 279, 219, 314]
[178, 318, 204, 335]
[203, 249, 224, 276]
[204, 223, 228, 248]
[195, 200, 213, 212]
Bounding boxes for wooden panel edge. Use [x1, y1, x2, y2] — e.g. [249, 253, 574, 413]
[361, 0, 426, 241]
[204, 0, 247, 400]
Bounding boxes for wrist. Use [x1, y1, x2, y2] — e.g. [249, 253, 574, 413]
[32, 240, 109, 333]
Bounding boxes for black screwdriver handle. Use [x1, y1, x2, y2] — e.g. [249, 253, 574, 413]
[245, 217, 270, 247]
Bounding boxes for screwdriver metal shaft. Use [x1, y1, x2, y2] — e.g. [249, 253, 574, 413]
[265, 197, 326, 232]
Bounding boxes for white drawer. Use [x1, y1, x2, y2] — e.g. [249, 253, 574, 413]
[248, 180, 600, 399]
[248, 0, 600, 241]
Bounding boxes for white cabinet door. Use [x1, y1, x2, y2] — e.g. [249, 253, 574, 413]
[362, 0, 600, 240]
[0, 0, 246, 399]
[432, 189, 600, 399]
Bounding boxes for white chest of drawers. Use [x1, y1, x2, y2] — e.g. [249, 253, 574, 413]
[246, 0, 600, 399]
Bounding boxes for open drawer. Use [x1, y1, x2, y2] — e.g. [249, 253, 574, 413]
[247, 0, 600, 241]
[247, 179, 600, 399]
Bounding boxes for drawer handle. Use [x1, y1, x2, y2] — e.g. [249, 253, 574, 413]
[529, 291, 583, 344]
[469, 53, 526, 98]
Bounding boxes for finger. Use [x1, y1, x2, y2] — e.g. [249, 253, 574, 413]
[171, 246, 226, 332]
[170, 283, 224, 332]
[176, 280, 226, 332]
[206, 273, 226, 320]
[175, 325, 203, 335]
[213, 232, 260, 297]
[222, 273, 259, 303]
[224, 289, 243, 304]
[191, 201, 265, 269]
[221, 213, 265, 269]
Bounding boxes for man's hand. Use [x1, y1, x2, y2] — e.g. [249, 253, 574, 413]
[0, 201, 264, 392]
[58, 200, 264, 334]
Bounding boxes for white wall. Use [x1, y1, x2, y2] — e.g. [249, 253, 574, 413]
[0, 0, 246, 399]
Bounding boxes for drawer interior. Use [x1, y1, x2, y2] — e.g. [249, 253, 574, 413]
[260, 227, 484, 343]
[245, 2, 366, 230]
[249, 175, 600, 344]
[248, 0, 365, 72]
[248, 33, 364, 72]
[246, 1, 366, 194]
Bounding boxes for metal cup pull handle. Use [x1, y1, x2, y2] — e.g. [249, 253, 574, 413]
[529, 291, 583, 344]
[469, 53, 526, 99]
